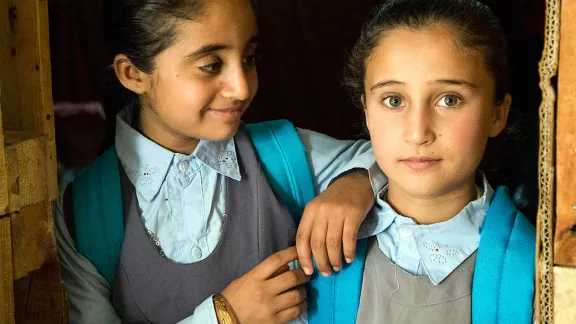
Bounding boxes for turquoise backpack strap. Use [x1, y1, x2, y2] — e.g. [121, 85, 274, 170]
[246, 120, 368, 324]
[472, 186, 535, 324]
[309, 238, 368, 324]
[498, 208, 535, 323]
[245, 120, 316, 221]
[72, 146, 124, 284]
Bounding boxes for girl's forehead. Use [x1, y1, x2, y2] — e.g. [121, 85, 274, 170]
[365, 26, 490, 87]
[174, 0, 257, 44]
[196, 0, 256, 28]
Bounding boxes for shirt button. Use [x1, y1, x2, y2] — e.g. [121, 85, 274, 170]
[178, 160, 189, 173]
[192, 247, 202, 260]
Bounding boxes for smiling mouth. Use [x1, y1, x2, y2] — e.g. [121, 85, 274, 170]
[207, 107, 244, 120]
[400, 157, 442, 170]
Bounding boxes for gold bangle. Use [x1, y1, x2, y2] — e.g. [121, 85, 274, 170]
[213, 294, 238, 324]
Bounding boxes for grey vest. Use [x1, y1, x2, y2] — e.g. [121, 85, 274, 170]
[357, 238, 477, 324]
[112, 129, 297, 323]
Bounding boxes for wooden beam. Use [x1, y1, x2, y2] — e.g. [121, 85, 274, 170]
[0, 0, 57, 201]
[0, 0, 63, 322]
[3, 131, 48, 214]
[0, 217, 15, 324]
[0, 0, 20, 131]
[10, 202, 54, 280]
[555, 0, 576, 266]
[13, 256, 67, 324]
[0, 85, 9, 214]
[36, 0, 58, 202]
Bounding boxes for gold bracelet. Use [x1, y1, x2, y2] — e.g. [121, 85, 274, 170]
[213, 294, 238, 324]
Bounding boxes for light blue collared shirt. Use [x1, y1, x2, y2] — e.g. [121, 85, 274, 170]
[360, 173, 493, 285]
[114, 108, 381, 265]
[56, 107, 385, 324]
[349, 172, 536, 323]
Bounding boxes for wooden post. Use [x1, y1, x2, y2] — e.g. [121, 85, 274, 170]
[0, 0, 57, 201]
[0, 0, 66, 322]
[553, 0, 576, 322]
[0, 217, 15, 324]
[555, 0, 576, 266]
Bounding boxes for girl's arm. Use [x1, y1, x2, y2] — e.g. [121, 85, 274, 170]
[297, 128, 383, 194]
[54, 190, 122, 324]
[296, 128, 385, 276]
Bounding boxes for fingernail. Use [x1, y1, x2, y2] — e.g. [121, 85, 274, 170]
[333, 266, 342, 272]
[321, 272, 331, 277]
[303, 267, 313, 275]
[346, 257, 354, 264]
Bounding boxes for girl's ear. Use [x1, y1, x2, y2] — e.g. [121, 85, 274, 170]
[488, 93, 512, 138]
[114, 54, 151, 95]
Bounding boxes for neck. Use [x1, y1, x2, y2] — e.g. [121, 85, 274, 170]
[386, 177, 477, 225]
[137, 107, 199, 155]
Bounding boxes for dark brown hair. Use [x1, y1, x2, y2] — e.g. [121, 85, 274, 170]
[344, 0, 508, 109]
[101, 0, 258, 147]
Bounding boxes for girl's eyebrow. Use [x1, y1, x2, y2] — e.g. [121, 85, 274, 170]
[185, 44, 228, 61]
[370, 79, 478, 92]
[184, 35, 259, 62]
[370, 80, 405, 92]
[430, 79, 478, 89]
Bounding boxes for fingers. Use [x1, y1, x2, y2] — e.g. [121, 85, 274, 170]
[342, 217, 361, 264]
[254, 246, 299, 279]
[270, 264, 291, 278]
[269, 268, 310, 294]
[326, 216, 344, 272]
[310, 216, 331, 277]
[274, 286, 307, 312]
[275, 300, 307, 324]
[296, 210, 315, 276]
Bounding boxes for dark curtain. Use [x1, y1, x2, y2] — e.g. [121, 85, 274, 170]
[49, 0, 107, 102]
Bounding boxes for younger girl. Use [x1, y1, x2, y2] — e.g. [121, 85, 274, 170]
[55, 0, 385, 323]
[305, 1, 535, 323]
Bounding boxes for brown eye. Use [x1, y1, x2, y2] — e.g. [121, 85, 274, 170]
[244, 55, 257, 66]
[199, 62, 223, 73]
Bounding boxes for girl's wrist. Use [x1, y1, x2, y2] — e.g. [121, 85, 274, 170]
[213, 294, 239, 324]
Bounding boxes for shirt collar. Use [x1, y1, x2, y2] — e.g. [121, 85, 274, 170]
[114, 107, 241, 202]
[193, 138, 241, 181]
[370, 172, 494, 285]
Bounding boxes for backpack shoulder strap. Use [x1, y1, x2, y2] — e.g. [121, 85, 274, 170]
[498, 208, 535, 323]
[331, 238, 369, 324]
[245, 120, 315, 221]
[473, 186, 535, 324]
[304, 239, 369, 324]
[245, 120, 368, 324]
[71, 146, 124, 284]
